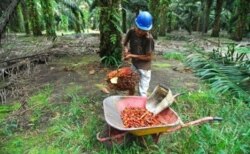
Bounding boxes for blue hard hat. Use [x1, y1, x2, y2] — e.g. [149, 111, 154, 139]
[135, 11, 153, 31]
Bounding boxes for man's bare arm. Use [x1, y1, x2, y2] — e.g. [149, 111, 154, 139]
[124, 52, 152, 61]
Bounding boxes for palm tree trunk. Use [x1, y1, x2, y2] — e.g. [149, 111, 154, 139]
[159, 14, 167, 36]
[196, 17, 201, 31]
[16, 4, 25, 32]
[99, 0, 122, 66]
[167, 11, 172, 33]
[0, 0, 21, 45]
[9, 8, 20, 32]
[79, 11, 85, 32]
[159, 0, 170, 36]
[202, 0, 213, 34]
[0, 0, 21, 35]
[28, 0, 42, 36]
[149, 0, 161, 39]
[72, 10, 81, 33]
[231, 0, 249, 41]
[41, 0, 56, 36]
[211, 0, 224, 37]
[21, 0, 31, 35]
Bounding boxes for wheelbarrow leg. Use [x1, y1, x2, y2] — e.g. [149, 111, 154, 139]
[140, 136, 149, 150]
[151, 133, 162, 144]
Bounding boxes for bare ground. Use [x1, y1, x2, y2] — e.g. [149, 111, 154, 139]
[1, 32, 204, 102]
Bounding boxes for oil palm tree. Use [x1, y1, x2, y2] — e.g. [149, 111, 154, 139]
[56, 0, 86, 33]
[202, 0, 213, 34]
[159, 0, 171, 36]
[98, 0, 122, 67]
[21, 0, 31, 35]
[149, 0, 161, 39]
[231, 0, 249, 41]
[41, 0, 56, 36]
[28, 0, 42, 36]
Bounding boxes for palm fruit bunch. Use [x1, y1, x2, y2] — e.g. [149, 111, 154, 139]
[107, 67, 139, 92]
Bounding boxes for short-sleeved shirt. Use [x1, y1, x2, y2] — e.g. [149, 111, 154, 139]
[124, 28, 154, 70]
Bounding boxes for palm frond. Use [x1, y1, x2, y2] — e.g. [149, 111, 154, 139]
[186, 53, 250, 102]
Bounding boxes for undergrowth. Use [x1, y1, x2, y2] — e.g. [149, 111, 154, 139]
[185, 43, 250, 102]
[0, 84, 249, 153]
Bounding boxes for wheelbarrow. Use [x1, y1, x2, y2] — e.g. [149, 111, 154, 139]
[96, 86, 222, 146]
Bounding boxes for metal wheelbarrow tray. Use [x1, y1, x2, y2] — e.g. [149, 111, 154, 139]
[103, 96, 180, 136]
[101, 96, 222, 136]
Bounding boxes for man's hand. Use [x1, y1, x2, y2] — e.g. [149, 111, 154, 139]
[123, 47, 130, 60]
[123, 52, 131, 60]
[124, 53, 132, 60]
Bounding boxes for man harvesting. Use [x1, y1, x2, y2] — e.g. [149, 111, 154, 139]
[123, 11, 155, 97]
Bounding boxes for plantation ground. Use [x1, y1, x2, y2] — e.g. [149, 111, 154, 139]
[0, 32, 203, 101]
[0, 32, 249, 153]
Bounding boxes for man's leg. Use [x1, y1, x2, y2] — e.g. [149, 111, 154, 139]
[138, 69, 151, 97]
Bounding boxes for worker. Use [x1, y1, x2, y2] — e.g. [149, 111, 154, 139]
[123, 11, 155, 97]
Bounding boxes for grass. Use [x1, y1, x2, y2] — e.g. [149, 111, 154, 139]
[0, 103, 21, 120]
[50, 55, 99, 70]
[1, 84, 249, 153]
[163, 52, 185, 61]
[164, 90, 250, 153]
[152, 62, 171, 69]
[0, 85, 104, 154]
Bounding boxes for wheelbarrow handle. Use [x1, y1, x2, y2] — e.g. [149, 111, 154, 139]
[166, 116, 223, 133]
[213, 117, 223, 121]
[181, 116, 223, 128]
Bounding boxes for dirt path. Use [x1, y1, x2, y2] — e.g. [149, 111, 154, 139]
[151, 56, 199, 93]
